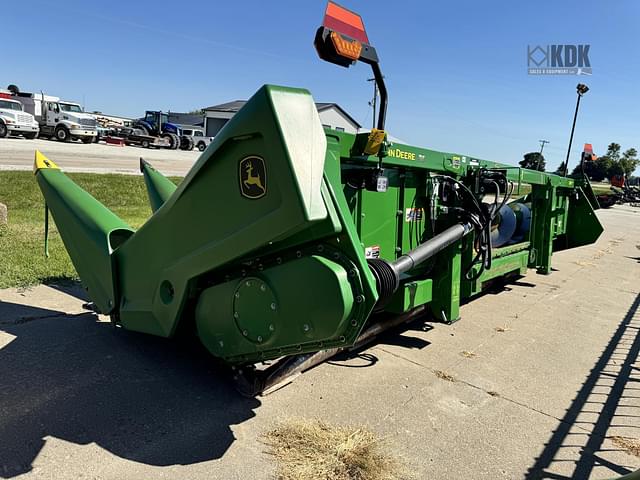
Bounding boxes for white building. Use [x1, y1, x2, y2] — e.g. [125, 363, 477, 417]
[203, 101, 360, 138]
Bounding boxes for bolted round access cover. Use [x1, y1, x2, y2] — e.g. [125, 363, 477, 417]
[233, 277, 278, 344]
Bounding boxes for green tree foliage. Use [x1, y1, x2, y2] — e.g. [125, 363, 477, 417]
[620, 148, 639, 178]
[555, 161, 567, 175]
[571, 143, 639, 181]
[519, 152, 546, 171]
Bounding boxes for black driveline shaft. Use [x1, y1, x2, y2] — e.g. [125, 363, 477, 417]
[392, 222, 473, 275]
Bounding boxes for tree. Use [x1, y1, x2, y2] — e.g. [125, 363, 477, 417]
[605, 143, 621, 162]
[572, 155, 609, 181]
[519, 152, 546, 171]
[620, 148, 639, 179]
[554, 161, 567, 175]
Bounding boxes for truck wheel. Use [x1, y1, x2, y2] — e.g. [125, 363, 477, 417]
[197, 141, 207, 152]
[0, 122, 7, 138]
[141, 139, 150, 148]
[180, 135, 194, 151]
[81, 137, 93, 144]
[24, 132, 38, 140]
[55, 126, 70, 142]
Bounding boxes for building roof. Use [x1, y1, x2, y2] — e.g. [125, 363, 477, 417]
[167, 112, 204, 127]
[204, 100, 361, 128]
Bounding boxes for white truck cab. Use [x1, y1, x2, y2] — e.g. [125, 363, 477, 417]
[17, 93, 97, 143]
[0, 94, 39, 139]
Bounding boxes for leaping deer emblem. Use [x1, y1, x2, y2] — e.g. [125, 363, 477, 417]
[241, 157, 266, 198]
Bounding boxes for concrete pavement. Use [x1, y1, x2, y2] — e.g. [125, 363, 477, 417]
[0, 137, 198, 176]
[0, 205, 638, 479]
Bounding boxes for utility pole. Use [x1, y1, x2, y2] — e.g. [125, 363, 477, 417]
[367, 77, 377, 129]
[536, 139, 549, 171]
[538, 139, 549, 154]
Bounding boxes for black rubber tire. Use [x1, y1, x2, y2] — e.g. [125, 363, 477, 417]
[135, 124, 150, 136]
[0, 122, 8, 138]
[81, 137, 93, 144]
[24, 132, 38, 140]
[180, 135, 194, 151]
[141, 139, 150, 148]
[55, 126, 70, 142]
[197, 141, 206, 152]
[162, 133, 180, 149]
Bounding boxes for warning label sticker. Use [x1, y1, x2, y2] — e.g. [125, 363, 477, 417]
[405, 208, 424, 222]
[365, 245, 380, 259]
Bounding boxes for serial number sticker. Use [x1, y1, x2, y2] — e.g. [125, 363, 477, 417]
[365, 245, 380, 259]
[405, 208, 424, 222]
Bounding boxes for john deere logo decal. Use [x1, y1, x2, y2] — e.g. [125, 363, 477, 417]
[239, 156, 266, 199]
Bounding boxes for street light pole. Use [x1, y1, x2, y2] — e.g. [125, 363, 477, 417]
[563, 83, 589, 176]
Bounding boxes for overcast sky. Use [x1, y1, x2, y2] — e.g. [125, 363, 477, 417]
[4, 0, 639, 172]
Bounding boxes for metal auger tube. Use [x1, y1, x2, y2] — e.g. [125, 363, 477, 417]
[234, 306, 429, 397]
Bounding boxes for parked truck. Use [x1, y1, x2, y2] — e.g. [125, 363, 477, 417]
[14, 91, 97, 143]
[0, 91, 39, 139]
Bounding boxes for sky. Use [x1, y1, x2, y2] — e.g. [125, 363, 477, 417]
[3, 0, 639, 173]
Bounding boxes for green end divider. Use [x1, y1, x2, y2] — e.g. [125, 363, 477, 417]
[34, 151, 134, 314]
[140, 158, 178, 213]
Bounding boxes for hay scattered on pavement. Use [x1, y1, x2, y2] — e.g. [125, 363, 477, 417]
[460, 350, 477, 358]
[611, 436, 640, 457]
[263, 418, 406, 480]
[434, 370, 455, 382]
[574, 260, 595, 267]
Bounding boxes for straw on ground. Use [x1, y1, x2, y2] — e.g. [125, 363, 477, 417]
[263, 418, 406, 480]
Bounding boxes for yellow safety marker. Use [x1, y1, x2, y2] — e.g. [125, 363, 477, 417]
[363, 129, 386, 156]
[33, 150, 60, 173]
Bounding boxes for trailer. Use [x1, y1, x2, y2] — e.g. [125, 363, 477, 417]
[109, 127, 170, 149]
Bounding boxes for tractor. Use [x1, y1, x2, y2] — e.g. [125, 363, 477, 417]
[134, 110, 194, 150]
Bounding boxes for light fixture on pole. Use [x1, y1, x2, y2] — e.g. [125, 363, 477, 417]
[563, 83, 589, 176]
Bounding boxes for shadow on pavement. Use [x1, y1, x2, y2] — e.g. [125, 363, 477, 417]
[525, 293, 640, 479]
[42, 277, 88, 302]
[0, 303, 260, 478]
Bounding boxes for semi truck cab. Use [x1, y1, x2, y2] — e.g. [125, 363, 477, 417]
[17, 93, 97, 143]
[0, 96, 39, 139]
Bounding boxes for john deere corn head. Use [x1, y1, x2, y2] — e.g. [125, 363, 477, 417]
[33, 2, 603, 395]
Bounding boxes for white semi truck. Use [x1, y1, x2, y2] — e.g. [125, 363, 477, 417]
[0, 91, 39, 139]
[16, 93, 97, 143]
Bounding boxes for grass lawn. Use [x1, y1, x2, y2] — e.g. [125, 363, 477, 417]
[0, 171, 179, 289]
[0, 170, 615, 289]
